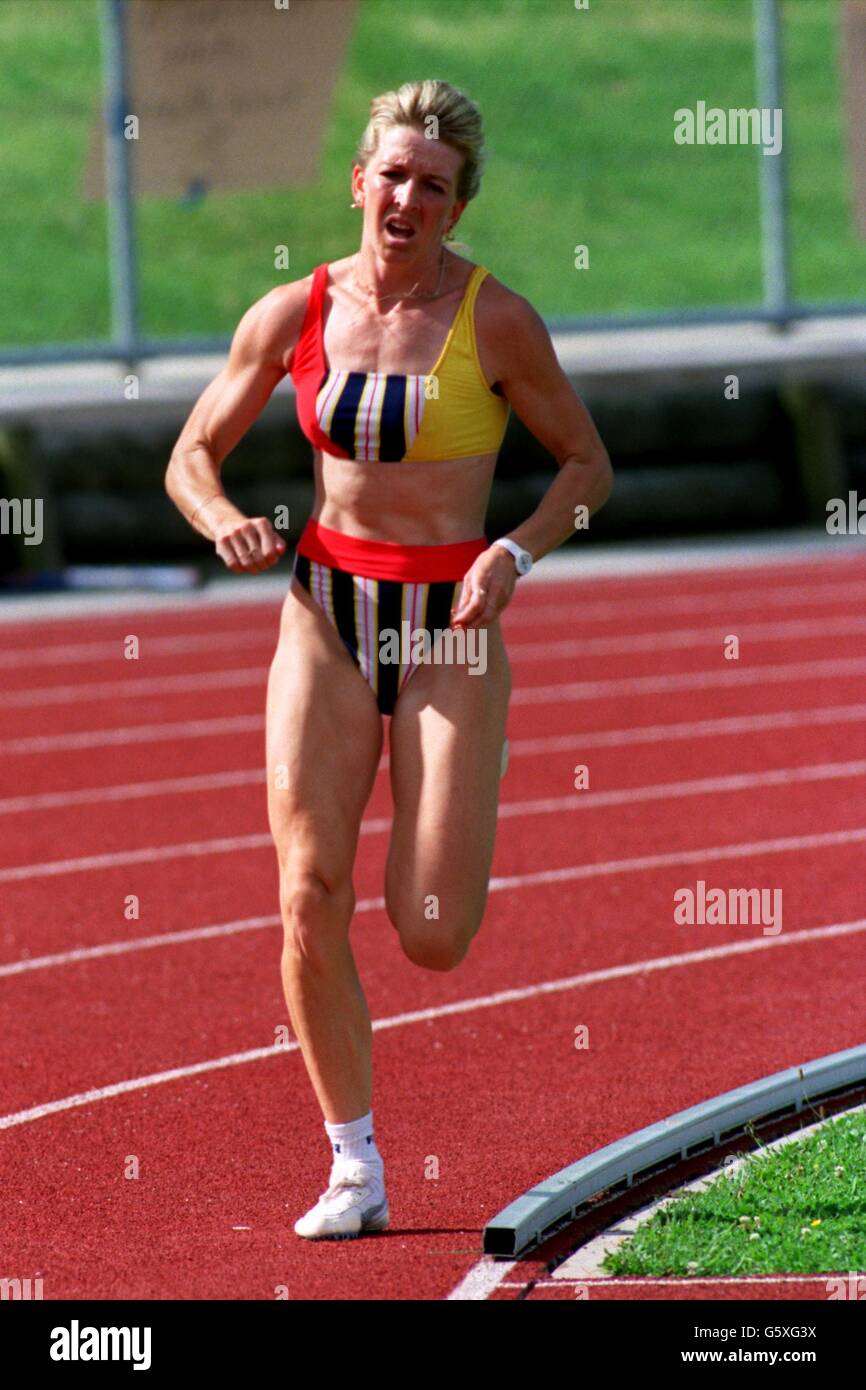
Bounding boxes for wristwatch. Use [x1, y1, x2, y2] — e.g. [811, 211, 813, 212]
[493, 537, 533, 576]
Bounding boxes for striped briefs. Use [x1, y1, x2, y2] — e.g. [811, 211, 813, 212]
[292, 551, 464, 716]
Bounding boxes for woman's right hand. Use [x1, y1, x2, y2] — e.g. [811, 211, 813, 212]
[196, 497, 286, 574]
[216, 514, 287, 574]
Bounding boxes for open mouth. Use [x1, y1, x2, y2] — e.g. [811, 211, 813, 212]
[384, 217, 416, 240]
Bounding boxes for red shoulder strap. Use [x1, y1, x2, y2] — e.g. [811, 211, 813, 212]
[308, 262, 328, 317]
[291, 264, 328, 382]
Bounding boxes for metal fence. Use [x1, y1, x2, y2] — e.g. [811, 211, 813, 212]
[2, 0, 865, 368]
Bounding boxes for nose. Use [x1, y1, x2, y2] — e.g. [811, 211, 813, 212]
[393, 179, 421, 210]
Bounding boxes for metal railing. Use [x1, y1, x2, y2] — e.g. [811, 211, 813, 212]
[2, 0, 864, 371]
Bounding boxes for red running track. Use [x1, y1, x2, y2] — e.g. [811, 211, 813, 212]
[1, 550, 865, 1301]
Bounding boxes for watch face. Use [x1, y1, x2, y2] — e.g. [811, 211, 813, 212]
[517, 552, 532, 574]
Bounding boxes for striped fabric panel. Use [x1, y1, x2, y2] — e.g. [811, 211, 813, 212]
[354, 375, 388, 461]
[374, 577, 403, 714]
[300, 559, 361, 680]
[353, 575, 379, 700]
[293, 557, 472, 715]
[402, 377, 425, 457]
[424, 576, 459, 647]
[313, 370, 428, 462]
[321, 558, 336, 625]
[327, 563, 357, 661]
[398, 581, 426, 692]
[379, 375, 411, 461]
[315, 371, 352, 439]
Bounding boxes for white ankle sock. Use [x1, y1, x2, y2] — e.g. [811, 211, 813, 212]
[324, 1110, 383, 1169]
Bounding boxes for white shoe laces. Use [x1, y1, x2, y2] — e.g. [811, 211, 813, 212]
[322, 1160, 382, 1206]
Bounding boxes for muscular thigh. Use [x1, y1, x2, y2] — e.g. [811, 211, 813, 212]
[266, 578, 384, 883]
[385, 619, 511, 935]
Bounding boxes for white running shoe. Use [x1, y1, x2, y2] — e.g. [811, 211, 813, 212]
[294, 1160, 389, 1240]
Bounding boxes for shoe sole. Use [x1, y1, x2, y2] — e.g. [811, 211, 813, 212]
[295, 1198, 390, 1241]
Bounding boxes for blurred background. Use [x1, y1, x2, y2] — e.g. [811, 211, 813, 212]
[1, 0, 865, 592]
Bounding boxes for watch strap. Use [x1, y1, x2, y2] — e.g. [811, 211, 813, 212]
[493, 537, 532, 573]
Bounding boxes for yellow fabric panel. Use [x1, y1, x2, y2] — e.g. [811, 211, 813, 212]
[402, 265, 510, 462]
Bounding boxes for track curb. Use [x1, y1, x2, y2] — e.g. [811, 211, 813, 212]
[483, 1043, 866, 1256]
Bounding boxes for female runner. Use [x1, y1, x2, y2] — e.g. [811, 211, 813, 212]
[166, 79, 613, 1239]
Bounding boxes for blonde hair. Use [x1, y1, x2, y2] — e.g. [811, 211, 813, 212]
[354, 80, 486, 246]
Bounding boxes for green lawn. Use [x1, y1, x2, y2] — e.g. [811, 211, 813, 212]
[2, 0, 864, 348]
[603, 1108, 866, 1278]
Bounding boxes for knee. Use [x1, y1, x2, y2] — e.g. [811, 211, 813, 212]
[390, 906, 477, 972]
[280, 868, 353, 969]
[406, 935, 471, 972]
[386, 887, 482, 971]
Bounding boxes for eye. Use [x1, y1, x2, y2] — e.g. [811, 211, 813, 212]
[382, 168, 445, 192]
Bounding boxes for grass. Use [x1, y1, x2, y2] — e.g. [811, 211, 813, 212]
[602, 1108, 866, 1278]
[1, 0, 864, 348]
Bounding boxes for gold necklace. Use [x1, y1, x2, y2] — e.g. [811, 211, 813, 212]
[351, 245, 446, 304]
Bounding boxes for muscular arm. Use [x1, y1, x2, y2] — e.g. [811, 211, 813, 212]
[453, 289, 613, 628]
[165, 280, 307, 571]
[493, 292, 614, 561]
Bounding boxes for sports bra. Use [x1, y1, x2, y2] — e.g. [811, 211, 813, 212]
[290, 261, 510, 463]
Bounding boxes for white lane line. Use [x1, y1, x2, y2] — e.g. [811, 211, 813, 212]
[0, 581, 288, 623]
[5, 699, 866, 760]
[0, 768, 265, 814]
[0, 833, 276, 881]
[5, 765, 866, 881]
[0, 1047, 290, 1130]
[4, 752, 865, 820]
[512, 612, 866, 660]
[3, 667, 261, 708]
[513, 655, 866, 704]
[0, 714, 263, 756]
[0, 914, 282, 977]
[446, 1260, 517, 1300]
[497, 1275, 833, 1287]
[503, 578, 866, 628]
[8, 652, 866, 711]
[498, 759, 866, 814]
[517, 536, 866, 579]
[487, 825, 866, 895]
[509, 702, 866, 754]
[5, 914, 865, 1129]
[0, 627, 274, 670]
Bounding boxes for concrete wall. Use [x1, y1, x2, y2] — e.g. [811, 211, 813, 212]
[0, 375, 861, 569]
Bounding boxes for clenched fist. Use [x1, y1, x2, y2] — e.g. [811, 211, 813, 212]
[214, 513, 287, 575]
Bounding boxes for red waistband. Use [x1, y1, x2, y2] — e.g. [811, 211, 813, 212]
[295, 519, 489, 582]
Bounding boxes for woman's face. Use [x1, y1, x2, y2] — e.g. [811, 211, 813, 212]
[353, 125, 467, 259]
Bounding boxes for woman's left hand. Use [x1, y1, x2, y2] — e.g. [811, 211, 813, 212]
[451, 546, 518, 629]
